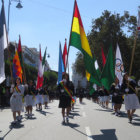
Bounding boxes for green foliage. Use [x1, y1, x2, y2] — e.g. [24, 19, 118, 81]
[24, 64, 37, 82]
[43, 71, 58, 90]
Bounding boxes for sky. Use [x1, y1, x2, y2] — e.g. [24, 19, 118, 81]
[1, 0, 140, 80]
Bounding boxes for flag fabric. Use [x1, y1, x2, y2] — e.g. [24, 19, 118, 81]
[17, 35, 23, 68]
[36, 47, 43, 89]
[115, 44, 124, 85]
[101, 47, 106, 66]
[137, 10, 140, 31]
[62, 39, 68, 70]
[13, 50, 23, 82]
[101, 45, 115, 90]
[0, 3, 8, 84]
[58, 42, 64, 84]
[89, 82, 95, 95]
[69, 0, 100, 85]
[42, 48, 47, 73]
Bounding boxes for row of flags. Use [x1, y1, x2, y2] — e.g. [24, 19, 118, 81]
[60, 0, 127, 91]
[0, 0, 140, 91]
[58, 39, 68, 84]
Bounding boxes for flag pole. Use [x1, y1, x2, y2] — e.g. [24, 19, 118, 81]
[129, 27, 138, 77]
[66, 0, 76, 75]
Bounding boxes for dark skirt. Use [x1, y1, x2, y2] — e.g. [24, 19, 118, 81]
[59, 95, 71, 108]
[112, 95, 123, 104]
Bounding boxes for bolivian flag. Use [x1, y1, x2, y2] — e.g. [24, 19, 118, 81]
[69, 0, 100, 85]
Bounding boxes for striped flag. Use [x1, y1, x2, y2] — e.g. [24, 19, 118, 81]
[42, 47, 47, 73]
[69, 0, 100, 85]
[36, 46, 43, 89]
[0, 2, 8, 84]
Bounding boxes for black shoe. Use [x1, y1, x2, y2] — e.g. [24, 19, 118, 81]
[128, 116, 132, 123]
[66, 117, 69, 123]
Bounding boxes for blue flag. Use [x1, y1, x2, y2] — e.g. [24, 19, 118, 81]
[58, 42, 64, 84]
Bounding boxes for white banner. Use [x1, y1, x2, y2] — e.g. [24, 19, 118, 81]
[115, 44, 124, 85]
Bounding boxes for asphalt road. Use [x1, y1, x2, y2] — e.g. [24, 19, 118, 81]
[0, 98, 140, 140]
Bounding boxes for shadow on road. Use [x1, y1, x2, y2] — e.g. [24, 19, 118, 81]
[80, 102, 86, 105]
[92, 129, 118, 140]
[0, 123, 24, 140]
[95, 109, 113, 112]
[36, 110, 53, 116]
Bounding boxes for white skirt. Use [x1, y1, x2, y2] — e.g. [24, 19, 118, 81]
[25, 95, 34, 106]
[124, 94, 140, 110]
[43, 95, 49, 103]
[36, 94, 43, 104]
[10, 95, 23, 112]
[104, 96, 110, 102]
[99, 96, 105, 102]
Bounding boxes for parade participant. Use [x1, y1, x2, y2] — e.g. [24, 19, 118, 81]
[79, 88, 84, 104]
[121, 73, 140, 123]
[10, 77, 24, 124]
[24, 81, 36, 118]
[58, 73, 72, 123]
[110, 77, 123, 116]
[43, 86, 49, 109]
[104, 88, 110, 109]
[98, 87, 105, 107]
[36, 88, 43, 111]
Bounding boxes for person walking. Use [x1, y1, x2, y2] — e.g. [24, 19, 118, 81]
[10, 77, 24, 124]
[58, 73, 72, 124]
[121, 73, 140, 123]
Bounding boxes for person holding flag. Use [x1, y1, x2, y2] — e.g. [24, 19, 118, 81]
[10, 77, 25, 125]
[58, 73, 73, 124]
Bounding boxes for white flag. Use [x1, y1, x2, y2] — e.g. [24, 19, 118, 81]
[115, 44, 124, 85]
[0, 3, 8, 84]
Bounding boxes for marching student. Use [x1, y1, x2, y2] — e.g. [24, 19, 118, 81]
[58, 73, 72, 123]
[36, 88, 43, 111]
[24, 80, 36, 118]
[121, 73, 140, 123]
[10, 77, 25, 124]
[110, 77, 123, 116]
[43, 86, 49, 109]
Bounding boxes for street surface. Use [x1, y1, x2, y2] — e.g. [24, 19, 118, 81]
[0, 98, 140, 140]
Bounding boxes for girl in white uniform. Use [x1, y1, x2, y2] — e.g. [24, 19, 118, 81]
[10, 77, 24, 124]
[121, 74, 140, 123]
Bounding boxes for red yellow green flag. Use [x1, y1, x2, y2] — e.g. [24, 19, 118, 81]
[69, 0, 100, 85]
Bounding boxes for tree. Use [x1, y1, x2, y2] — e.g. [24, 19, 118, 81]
[43, 71, 58, 90]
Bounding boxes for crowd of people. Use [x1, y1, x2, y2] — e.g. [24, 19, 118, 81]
[91, 73, 140, 123]
[0, 72, 140, 126]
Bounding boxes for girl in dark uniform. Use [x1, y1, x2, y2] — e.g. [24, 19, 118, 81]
[58, 73, 72, 123]
[110, 77, 123, 116]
